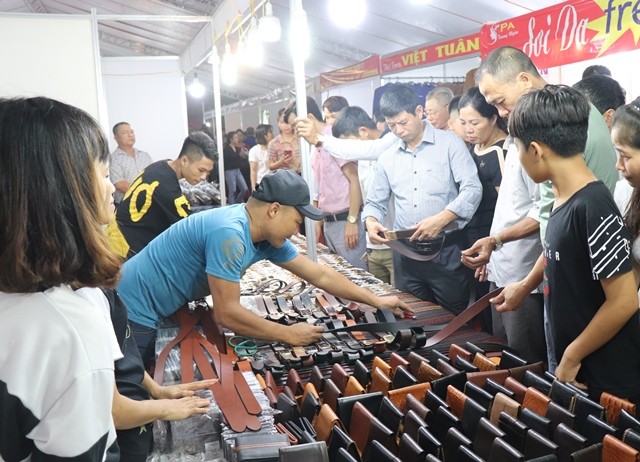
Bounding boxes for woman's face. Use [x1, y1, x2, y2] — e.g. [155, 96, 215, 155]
[459, 105, 497, 146]
[96, 160, 115, 224]
[279, 115, 293, 135]
[613, 127, 640, 188]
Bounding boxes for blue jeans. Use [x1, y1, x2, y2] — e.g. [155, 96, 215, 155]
[225, 168, 248, 204]
[129, 320, 157, 371]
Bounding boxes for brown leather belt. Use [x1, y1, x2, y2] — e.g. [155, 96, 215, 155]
[383, 222, 460, 261]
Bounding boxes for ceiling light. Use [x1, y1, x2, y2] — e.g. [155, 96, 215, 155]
[290, 0, 309, 60]
[245, 17, 263, 67]
[329, 0, 366, 28]
[258, 1, 281, 42]
[188, 73, 205, 98]
[221, 42, 237, 86]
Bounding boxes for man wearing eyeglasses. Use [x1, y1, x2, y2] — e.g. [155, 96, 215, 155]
[425, 87, 454, 130]
[363, 83, 481, 315]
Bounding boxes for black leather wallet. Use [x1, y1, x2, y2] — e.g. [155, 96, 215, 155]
[569, 442, 602, 462]
[353, 360, 371, 389]
[392, 365, 419, 389]
[336, 391, 383, 431]
[433, 404, 462, 442]
[457, 445, 485, 462]
[406, 393, 430, 422]
[335, 447, 359, 462]
[465, 341, 485, 357]
[520, 407, 553, 438]
[364, 439, 399, 462]
[523, 428, 559, 459]
[572, 395, 605, 435]
[430, 348, 450, 365]
[431, 371, 466, 399]
[424, 389, 450, 413]
[462, 395, 488, 441]
[301, 389, 321, 422]
[545, 400, 576, 429]
[549, 380, 579, 409]
[489, 437, 525, 462]
[465, 381, 494, 410]
[327, 424, 360, 462]
[234, 433, 290, 462]
[582, 414, 617, 446]
[485, 378, 516, 399]
[499, 412, 529, 452]
[474, 416, 506, 461]
[500, 350, 528, 370]
[403, 409, 427, 441]
[399, 433, 426, 462]
[378, 396, 404, 437]
[622, 429, 640, 451]
[619, 409, 640, 434]
[275, 392, 301, 424]
[444, 426, 472, 462]
[523, 370, 552, 396]
[554, 422, 587, 462]
[279, 441, 328, 462]
[417, 426, 443, 460]
[456, 355, 480, 373]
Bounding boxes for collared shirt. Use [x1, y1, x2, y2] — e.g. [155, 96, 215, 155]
[363, 122, 481, 230]
[110, 147, 153, 203]
[487, 139, 543, 290]
[323, 130, 398, 161]
[312, 124, 355, 214]
[267, 134, 301, 173]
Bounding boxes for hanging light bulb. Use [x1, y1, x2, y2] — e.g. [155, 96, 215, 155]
[188, 73, 206, 98]
[258, 0, 281, 42]
[290, 0, 309, 61]
[221, 42, 237, 86]
[329, 0, 366, 28]
[245, 16, 263, 67]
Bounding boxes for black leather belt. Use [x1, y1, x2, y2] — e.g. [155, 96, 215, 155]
[324, 210, 350, 222]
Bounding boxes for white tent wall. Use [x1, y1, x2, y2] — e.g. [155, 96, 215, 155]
[382, 56, 480, 85]
[544, 49, 639, 103]
[320, 76, 382, 116]
[0, 15, 101, 121]
[102, 57, 188, 162]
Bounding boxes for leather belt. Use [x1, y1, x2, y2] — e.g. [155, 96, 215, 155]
[324, 210, 350, 222]
[383, 222, 460, 261]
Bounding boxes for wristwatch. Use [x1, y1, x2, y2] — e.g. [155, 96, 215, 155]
[315, 134, 325, 148]
[347, 215, 358, 224]
[493, 234, 504, 250]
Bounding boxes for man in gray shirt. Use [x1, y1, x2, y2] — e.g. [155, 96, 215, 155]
[110, 122, 153, 204]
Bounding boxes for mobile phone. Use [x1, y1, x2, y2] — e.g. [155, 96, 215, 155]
[283, 150, 293, 159]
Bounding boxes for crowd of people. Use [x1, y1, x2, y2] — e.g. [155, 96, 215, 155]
[2, 45, 640, 460]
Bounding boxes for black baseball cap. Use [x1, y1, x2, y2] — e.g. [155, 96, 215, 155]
[252, 170, 324, 221]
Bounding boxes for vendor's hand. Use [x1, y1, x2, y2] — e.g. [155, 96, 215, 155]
[286, 323, 324, 346]
[555, 353, 587, 391]
[344, 222, 359, 249]
[294, 117, 319, 145]
[376, 295, 414, 318]
[475, 264, 489, 282]
[413, 215, 448, 240]
[153, 379, 218, 400]
[366, 219, 388, 245]
[461, 236, 494, 269]
[491, 282, 526, 312]
[159, 396, 212, 421]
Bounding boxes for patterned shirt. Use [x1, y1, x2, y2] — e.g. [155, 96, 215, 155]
[110, 147, 153, 203]
[268, 134, 301, 173]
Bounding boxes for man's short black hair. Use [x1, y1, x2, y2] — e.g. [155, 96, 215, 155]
[112, 121, 130, 136]
[476, 46, 542, 85]
[379, 83, 421, 118]
[573, 75, 626, 115]
[582, 64, 611, 79]
[509, 85, 589, 158]
[283, 96, 323, 123]
[332, 106, 377, 138]
[178, 131, 216, 162]
[322, 96, 349, 114]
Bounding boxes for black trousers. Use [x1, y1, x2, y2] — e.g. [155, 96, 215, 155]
[393, 233, 469, 315]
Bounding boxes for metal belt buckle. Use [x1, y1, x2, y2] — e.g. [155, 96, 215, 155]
[385, 230, 398, 240]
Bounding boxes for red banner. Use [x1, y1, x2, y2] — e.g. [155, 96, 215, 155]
[380, 34, 480, 74]
[319, 55, 381, 90]
[480, 0, 640, 69]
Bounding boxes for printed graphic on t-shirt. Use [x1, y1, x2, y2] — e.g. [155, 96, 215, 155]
[588, 214, 630, 279]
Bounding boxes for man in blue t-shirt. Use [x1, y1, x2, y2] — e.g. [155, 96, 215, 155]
[118, 169, 412, 367]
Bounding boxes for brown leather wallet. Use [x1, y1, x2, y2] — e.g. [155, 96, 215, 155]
[372, 355, 392, 379]
[600, 392, 638, 427]
[603, 434, 640, 462]
[323, 378, 343, 413]
[344, 376, 366, 397]
[406, 393, 431, 422]
[474, 352, 499, 372]
[449, 343, 472, 363]
[389, 352, 410, 373]
[504, 377, 528, 405]
[314, 403, 344, 443]
[369, 366, 392, 395]
[522, 386, 551, 417]
[417, 361, 443, 384]
[330, 363, 350, 393]
[446, 384, 467, 419]
[407, 352, 430, 376]
[467, 369, 510, 388]
[404, 409, 428, 441]
[388, 382, 431, 412]
[490, 392, 521, 425]
[474, 416, 506, 461]
[350, 401, 374, 455]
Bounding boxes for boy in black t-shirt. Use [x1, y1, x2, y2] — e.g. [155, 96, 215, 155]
[495, 85, 640, 402]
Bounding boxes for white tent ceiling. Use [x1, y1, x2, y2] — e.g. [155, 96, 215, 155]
[1, 0, 565, 106]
